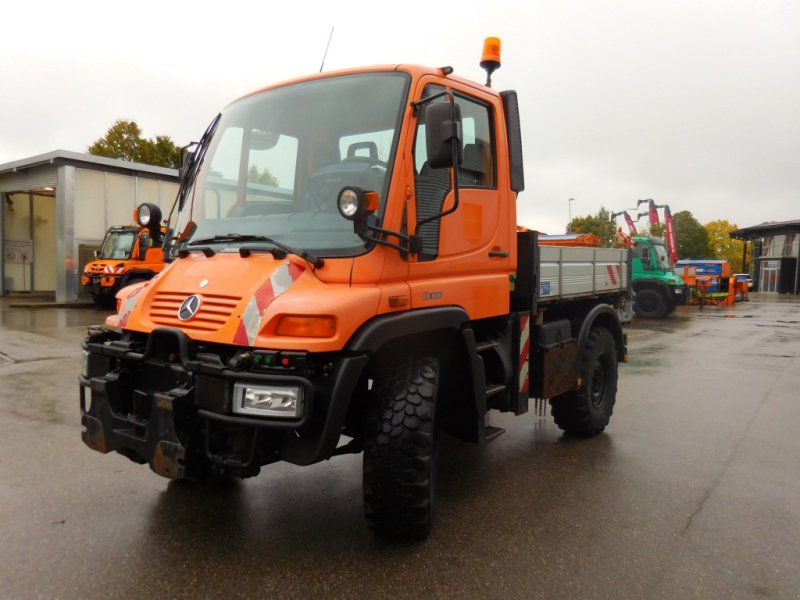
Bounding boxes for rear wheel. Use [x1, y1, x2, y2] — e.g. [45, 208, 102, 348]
[634, 288, 666, 319]
[363, 356, 440, 540]
[550, 327, 617, 436]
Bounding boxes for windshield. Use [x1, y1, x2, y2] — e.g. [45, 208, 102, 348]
[175, 72, 410, 256]
[99, 230, 136, 259]
[652, 242, 671, 269]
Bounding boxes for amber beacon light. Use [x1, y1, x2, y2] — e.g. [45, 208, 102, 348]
[480, 37, 501, 87]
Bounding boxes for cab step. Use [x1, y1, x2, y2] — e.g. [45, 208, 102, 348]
[485, 384, 506, 398]
[484, 425, 506, 443]
[475, 341, 499, 353]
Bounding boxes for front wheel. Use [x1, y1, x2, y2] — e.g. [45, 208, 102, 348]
[363, 356, 440, 540]
[634, 288, 667, 319]
[91, 292, 116, 309]
[550, 327, 618, 436]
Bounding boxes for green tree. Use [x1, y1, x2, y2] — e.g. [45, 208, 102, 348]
[672, 210, 709, 259]
[248, 164, 279, 187]
[567, 207, 616, 245]
[705, 220, 745, 272]
[88, 119, 181, 168]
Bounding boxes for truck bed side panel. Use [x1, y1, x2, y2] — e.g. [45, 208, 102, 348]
[538, 246, 628, 301]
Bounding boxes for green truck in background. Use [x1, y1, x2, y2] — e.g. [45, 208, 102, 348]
[631, 236, 690, 318]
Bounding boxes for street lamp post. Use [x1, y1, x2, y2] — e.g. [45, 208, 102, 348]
[568, 198, 574, 232]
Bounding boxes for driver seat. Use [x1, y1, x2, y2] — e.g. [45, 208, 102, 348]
[346, 141, 378, 161]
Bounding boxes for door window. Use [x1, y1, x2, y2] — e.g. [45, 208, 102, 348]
[413, 87, 495, 259]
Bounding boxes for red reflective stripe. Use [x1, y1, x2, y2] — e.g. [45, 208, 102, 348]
[233, 321, 249, 346]
[606, 265, 618, 285]
[253, 278, 276, 313]
[287, 262, 305, 281]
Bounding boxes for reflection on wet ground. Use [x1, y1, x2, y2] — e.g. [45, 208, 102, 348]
[1, 294, 799, 598]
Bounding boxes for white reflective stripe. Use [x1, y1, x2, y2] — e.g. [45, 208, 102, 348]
[241, 297, 261, 346]
[519, 361, 529, 392]
[270, 262, 294, 296]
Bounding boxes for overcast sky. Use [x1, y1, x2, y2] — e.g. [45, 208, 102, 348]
[1, 0, 797, 234]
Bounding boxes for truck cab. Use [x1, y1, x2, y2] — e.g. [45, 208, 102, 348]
[631, 236, 689, 318]
[82, 207, 166, 307]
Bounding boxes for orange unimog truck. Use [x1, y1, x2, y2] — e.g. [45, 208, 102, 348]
[80, 40, 631, 539]
[81, 205, 167, 307]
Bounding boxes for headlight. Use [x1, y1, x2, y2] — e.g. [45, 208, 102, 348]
[338, 188, 360, 219]
[337, 186, 379, 221]
[136, 203, 162, 228]
[233, 383, 304, 418]
[81, 350, 91, 378]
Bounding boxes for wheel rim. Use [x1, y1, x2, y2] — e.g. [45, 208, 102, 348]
[590, 357, 608, 408]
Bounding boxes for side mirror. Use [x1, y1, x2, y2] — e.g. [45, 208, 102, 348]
[93, 249, 99, 258]
[177, 221, 197, 243]
[138, 233, 149, 261]
[424, 102, 463, 169]
[179, 143, 196, 180]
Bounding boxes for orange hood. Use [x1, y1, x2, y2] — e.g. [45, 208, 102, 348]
[107, 253, 382, 352]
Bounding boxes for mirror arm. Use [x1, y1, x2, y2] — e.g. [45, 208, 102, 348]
[410, 90, 452, 116]
[352, 221, 423, 256]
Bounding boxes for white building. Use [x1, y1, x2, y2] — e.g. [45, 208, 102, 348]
[0, 151, 179, 302]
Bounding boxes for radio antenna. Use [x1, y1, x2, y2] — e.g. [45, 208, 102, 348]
[319, 27, 335, 73]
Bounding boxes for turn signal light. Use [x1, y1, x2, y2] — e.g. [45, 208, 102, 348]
[364, 191, 379, 212]
[276, 315, 336, 338]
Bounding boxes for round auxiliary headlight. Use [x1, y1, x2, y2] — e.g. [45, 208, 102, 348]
[337, 187, 361, 220]
[136, 203, 162, 228]
[138, 204, 152, 226]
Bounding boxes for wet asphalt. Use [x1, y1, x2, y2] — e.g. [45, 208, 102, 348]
[0, 295, 798, 599]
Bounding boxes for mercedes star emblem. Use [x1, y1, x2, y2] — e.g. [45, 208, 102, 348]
[178, 295, 202, 321]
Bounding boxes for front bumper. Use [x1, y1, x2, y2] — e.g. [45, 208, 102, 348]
[672, 285, 691, 306]
[79, 327, 368, 479]
[83, 274, 120, 295]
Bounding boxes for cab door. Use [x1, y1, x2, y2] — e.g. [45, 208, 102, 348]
[406, 77, 513, 320]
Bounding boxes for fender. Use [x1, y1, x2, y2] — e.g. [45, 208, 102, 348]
[346, 306, 470, 352]
[119, 269, 157, 288]
[575, 303, 626, 364]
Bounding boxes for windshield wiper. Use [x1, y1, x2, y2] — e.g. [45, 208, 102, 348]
[240, 237, 325, 269]
[188, 234, 324, 268]
[188, 234, 272, 246]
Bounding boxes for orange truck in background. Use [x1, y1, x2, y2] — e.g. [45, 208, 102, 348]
[79, 40, 632, 539]
[81, 205, 167, 307]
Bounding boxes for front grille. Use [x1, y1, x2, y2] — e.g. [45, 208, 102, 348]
[150, 292, 241, 332]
